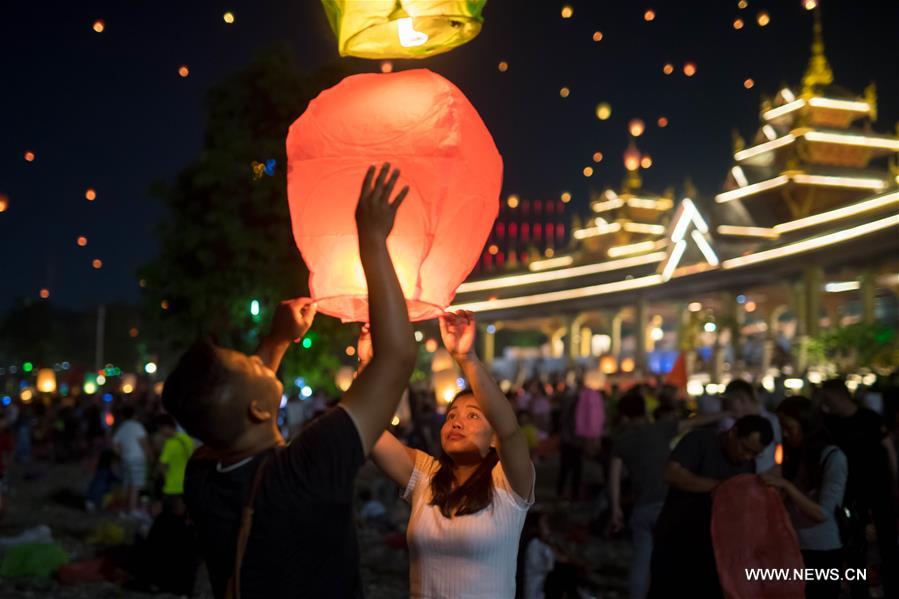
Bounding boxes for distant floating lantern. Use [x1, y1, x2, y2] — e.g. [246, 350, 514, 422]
[507, 194, 520, 208]
[24, 151, 35, 162]
[757, 12, 770, 26]
[561, 5, 573, 19]
[683, 62, 697, 77]
[595, 102, 612, 120]
[223, 11, 235, 24]
[560, 192, 572, 203]
[345, 345, 356, 356]
[20, 388, 34, 402]
[620, 357, 636, 373]
[39, 288, 50, 299]
[733, 18, 744, 30]
[92, 20, 105, 33]
[321, 0, 486, 59]
[92, 259, 103, 269]
[641, 155, 653, 169]
[559, 86, 570, 98]
[380, 60, 393, 73]
[774, 443, 783, 465]
[803, 0, 817, 9]
[628, 118, 645, 137]
[77, 236, 88, 247]
[85, 188, 96, 201]
[497, 60, 508, 72]
[624, 145, 641, 172]
[178, 65, 190, 77]
[583, 166, 594, 177]
[488, 244, 499, 255]
[121, 373, 137, 394]
[0, 194, 8, 212]
[738, 0, 748, 8]
[160, 299, 169, 310]
[599, 355, 617, 374]
[37, 369, 57, 393]
[431, 348, 454, 372]
[129, 327, 139, 337]
[657, 116, 669, 127]
[592, 31, 603, 42]
[644, 9, 656, 21]
[425, 338, 438, 353]
[593, 152, 604, 163]
[335, 365, 355, 392]
[744, 78, 755, 89]
[286, 69, 502, 322]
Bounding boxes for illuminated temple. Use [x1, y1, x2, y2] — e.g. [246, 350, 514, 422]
[450, 12, 899, 387]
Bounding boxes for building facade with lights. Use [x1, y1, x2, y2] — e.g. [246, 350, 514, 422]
[450, 15, 899, 385]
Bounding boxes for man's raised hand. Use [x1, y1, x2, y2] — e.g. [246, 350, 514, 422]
[355, 163, 409, 246]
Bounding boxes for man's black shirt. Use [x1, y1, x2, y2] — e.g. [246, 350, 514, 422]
[184, 407, 365, 599]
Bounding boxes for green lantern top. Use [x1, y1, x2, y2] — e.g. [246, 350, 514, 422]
[321, 0, 486, 59]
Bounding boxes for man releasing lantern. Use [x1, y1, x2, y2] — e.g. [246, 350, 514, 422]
[286, 69, 502, 322]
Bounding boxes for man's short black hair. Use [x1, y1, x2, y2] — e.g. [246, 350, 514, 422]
[733, 414, 774, 446]
[162, 338, 241, 450]
[618, 389, 646, 419]
[725, 379, 756, 403]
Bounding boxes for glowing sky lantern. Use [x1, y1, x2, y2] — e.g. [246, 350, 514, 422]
[433, 368, 460, 404]
[36, 369, 57, 393]
[223, 11, 235, 24]
[744, 78, 755, 89]
[497, 61, 508, 72]
[77, 236, 88, 246]
[39, 288, 50, 299]
[595, 103, 612, 120]
[599, 355, 618, 374]
[178, 65, 190, 78]
[431, 348, 454, 372]
[286, 69, 502, 322]
[757, 12, 770, 26]
[507, 194, 520, 208]
[644, 9, 656, 22]
[662, 63, 674, 75]
[0, 194, 8, 213]
[92, 259, 103, 269]
[624, 144, 641, 172]
[559, 87, 570, 98]
[592, 31, 603, 42]
[561, 5, 573, 19]
[628, 118, 645, 137]
[321, 0, 486, 59]
[683, 62, 697, 77]
[24, 151, 35, 162]
[92, 20, 105, 33]
[733, 18, 745, 30]
[85, 188, 96, 201]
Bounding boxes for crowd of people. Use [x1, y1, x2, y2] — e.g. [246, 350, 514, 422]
[1, 164, 898, 599]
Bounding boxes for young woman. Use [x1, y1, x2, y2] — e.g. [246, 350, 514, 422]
[761, 396, 848, 599]
[361, 310, 535, 598]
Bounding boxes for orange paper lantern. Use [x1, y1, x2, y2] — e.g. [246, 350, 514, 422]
[287, 69, 502, 322]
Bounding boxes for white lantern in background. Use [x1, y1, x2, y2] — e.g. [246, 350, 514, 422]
[36, 369, 57, 393]
[335, 366, 355, 392]
[433, 368, 459, 404]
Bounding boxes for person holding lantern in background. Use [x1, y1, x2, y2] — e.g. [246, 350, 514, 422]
[360, 310, 535, 598]
[163, 163, 416, 599]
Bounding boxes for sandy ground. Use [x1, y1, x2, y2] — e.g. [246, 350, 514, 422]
[0, 456, 630, 598]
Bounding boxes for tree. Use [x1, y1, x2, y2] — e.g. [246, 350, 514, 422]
[140, 45, 356, 394]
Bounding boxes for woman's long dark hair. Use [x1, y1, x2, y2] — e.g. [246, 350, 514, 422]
[777, 396, 833, 492]
[429, 391, 500, 518]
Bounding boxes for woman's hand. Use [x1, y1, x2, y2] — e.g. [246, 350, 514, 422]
[355, 163, 408, 247]
[439, 310, 477, 360]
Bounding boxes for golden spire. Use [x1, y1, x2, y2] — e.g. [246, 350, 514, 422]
[802, 8, 833, 95]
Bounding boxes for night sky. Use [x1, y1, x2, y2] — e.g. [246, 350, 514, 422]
[2, 0, 897, 310]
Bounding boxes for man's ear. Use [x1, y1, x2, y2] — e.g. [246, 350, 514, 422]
[248, 398, 273, 423]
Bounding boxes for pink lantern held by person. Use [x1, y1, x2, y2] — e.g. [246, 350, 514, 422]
[286, 69, 503, 322]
